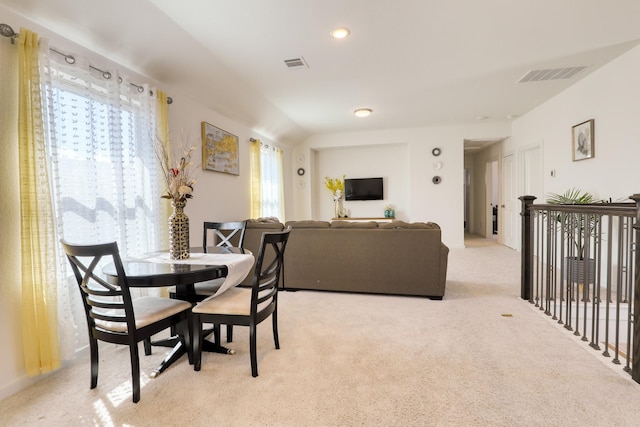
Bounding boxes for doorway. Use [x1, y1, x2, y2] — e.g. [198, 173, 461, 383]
[463, 138, 505, 244]
[485, 160, 499, 240]
[502, 152, 517, 249]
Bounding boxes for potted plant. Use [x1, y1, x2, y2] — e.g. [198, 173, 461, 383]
[546, 188, 600, 300]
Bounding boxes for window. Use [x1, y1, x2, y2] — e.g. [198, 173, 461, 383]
[250, 140, 285, 220]
[39, 49, 165, 356]
[42, 55, 163, 257]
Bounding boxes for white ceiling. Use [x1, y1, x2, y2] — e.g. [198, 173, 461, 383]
[2, 0, 640, 145]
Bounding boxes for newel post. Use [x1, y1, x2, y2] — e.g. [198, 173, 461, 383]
[519, 195, 536, 301]
[630, 194, 640, 383]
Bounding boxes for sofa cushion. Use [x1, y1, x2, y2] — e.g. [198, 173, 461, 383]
[379, 221, 440, 230]
[246, 218, 284, 230]
[330, 221, 379, 229]
[285, 220, 331, 229]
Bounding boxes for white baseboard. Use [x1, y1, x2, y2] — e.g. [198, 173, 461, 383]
[0, 374, 43, 402]
[0, 346, 89, 402]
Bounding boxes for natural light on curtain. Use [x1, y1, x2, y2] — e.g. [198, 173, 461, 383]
[156, 89, 170, 250]
[249, 139, 285, 220]
[39, 40, 166, 357]
[18, 29, 61, 376]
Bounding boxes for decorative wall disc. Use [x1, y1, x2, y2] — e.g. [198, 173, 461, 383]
[432, 176, 442, 184]
[297, 167, 305, 176]
[432, 147, 441, 157]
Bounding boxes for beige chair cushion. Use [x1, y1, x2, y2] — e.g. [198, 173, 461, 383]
[95, 296, 191, 333]
[193, 288, 252, 316]
[193, 288, 272, 316]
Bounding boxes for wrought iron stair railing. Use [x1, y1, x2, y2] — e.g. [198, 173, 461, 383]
[520, 195, 640, 381]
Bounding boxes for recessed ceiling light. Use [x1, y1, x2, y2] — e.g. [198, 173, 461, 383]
[354, 108, 372, 118]
[506, 114, 519, 119]
[331, 27, 350, 39]
[475, 115, 489, 121]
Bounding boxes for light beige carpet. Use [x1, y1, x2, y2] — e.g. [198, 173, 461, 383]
[1, 243, 640, 426]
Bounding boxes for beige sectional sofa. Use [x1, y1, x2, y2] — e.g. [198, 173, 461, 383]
[241, 218, 449, 299]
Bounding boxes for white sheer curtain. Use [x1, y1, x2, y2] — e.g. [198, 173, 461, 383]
[39, 41, 165, 358]
[258, 142, 285, 220]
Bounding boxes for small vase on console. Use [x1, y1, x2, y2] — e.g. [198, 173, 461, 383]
[384, 205, 395, 218]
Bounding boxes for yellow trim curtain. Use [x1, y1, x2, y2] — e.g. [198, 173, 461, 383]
[250, 139, 262, 218]
[156, 89, 170, 297]
[249, 138, 285, 220]
[156, 89, 170, 250]
[18, 29, 61, 375]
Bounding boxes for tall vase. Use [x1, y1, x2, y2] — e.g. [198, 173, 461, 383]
[169, 200, 190, 260]
[334, 198, 344, 218]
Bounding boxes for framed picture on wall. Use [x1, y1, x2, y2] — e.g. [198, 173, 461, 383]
[571, 119, 594, 161]
[201, 122, 240, 175]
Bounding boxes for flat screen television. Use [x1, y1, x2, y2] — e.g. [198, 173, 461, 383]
[345, 177, 383, 201]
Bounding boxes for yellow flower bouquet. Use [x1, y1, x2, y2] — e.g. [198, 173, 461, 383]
[324, 175, 345, 201]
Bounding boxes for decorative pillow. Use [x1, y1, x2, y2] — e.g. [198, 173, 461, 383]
[330, 221, 379, 229]
[285, 220, 331, 229]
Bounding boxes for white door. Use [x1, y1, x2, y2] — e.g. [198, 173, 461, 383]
[502, 153, 517, 249]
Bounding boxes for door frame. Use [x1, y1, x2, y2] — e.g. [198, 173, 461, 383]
[501, 150, 517, 249]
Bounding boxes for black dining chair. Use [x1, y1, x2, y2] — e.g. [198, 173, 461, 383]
[61, 240, 192, 403]
[192, 228, 290, 377]
[196, 221, 247, 344]
[203, 220, 247, 251]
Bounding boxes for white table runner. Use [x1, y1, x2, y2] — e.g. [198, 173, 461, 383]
[128, 252, 255, 297]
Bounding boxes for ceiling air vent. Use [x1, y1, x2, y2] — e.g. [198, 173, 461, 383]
[284, 57, 308, 69]
[517, 66, 587, 83]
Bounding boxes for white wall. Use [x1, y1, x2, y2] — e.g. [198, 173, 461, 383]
[291, 123, 511, 249]
[312, 144, 409, 220]
[167, 94, 294, 236]
[509, 44, 640, 203]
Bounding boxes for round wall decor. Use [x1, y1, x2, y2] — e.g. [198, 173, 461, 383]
[432, 176, 442, 184]
[296, 154, 305, 164]
[297, 167, 305, 176]
[432, 147, 441, 157]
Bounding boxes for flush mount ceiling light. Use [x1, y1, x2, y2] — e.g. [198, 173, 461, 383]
[330, 27, 350, 39]
[354, 108, 372, 118]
